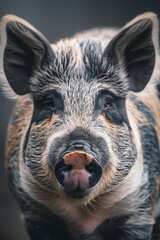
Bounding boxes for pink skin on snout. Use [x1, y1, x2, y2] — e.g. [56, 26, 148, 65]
[63, 152, 94, 189]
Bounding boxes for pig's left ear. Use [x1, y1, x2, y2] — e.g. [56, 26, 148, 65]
[103, 12, 159, 92]
[0, 15, 54, 97]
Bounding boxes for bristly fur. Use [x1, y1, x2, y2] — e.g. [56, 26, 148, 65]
[1, 12, 160, 240]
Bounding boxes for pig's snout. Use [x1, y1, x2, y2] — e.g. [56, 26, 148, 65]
[54, 141, 102, 198]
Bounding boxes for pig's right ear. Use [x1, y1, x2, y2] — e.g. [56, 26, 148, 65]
[103, 12, 159, 93]
[0, 15, 54, 97]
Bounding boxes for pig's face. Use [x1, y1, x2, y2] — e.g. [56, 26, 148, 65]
[24, 54, 135, 201]
[0, 14, 157, 204]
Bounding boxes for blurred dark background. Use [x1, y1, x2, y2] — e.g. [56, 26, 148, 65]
[0, 0, 160, 239]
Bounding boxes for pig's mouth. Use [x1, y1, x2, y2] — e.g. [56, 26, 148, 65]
[54, 150, 102, 199]
[64, 184, 90, 199]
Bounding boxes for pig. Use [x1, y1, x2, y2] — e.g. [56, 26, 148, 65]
[0, 12, 160, 240]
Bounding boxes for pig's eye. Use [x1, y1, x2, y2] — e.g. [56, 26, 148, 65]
[32, 98, 55, 123]
[95, 91, 115, 113]
[42, 98, 55, 110]
[95, 90, 127, 125]
[32, 90, 64, 123]
[104, 97, 113, 109]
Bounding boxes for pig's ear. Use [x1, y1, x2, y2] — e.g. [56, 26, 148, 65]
[0, 15, 54, 97]
[103, 12, 159, 92]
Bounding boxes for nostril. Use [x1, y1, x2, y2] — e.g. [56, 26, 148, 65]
[85, 163, 95, 174]
[85, 160, 102, 188]
[55, 160, 71, 187]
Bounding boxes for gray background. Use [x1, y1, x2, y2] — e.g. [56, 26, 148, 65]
[0, 0, 160, 239]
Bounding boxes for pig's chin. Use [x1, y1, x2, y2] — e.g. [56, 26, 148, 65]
[63, 185, 91, 199]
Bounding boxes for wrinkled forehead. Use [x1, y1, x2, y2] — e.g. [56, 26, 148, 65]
[50, 38, 104, 81]
[34, 38, 125, 100]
